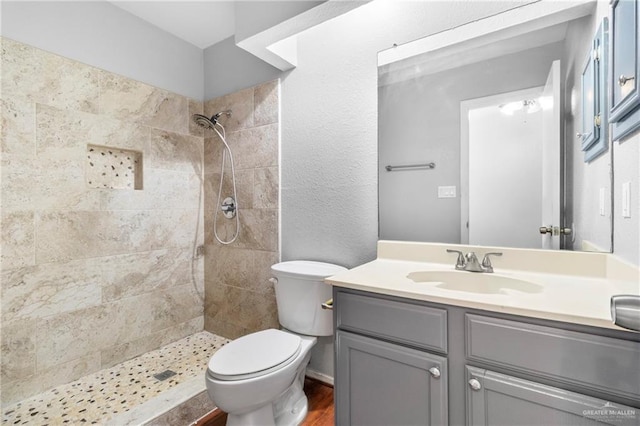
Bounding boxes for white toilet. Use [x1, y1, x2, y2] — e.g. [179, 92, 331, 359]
[205, 261, 347, 426]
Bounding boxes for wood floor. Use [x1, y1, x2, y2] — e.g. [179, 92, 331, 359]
[196, 378, 334, 426]
[299, 378, 334, 426]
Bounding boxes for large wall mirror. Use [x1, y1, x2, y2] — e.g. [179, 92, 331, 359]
[378, 0, 613, 252]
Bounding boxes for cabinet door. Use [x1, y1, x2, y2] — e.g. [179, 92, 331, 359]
[610, 0, 640, 140]
[610, 0, 639, 122]
[335, 330, 448, 426]
[466, 366, 639, 426]
[582, 19, 609, 162]
[580, 45, 598, 151]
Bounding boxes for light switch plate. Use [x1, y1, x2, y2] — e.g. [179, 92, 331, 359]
[438, 186, 456, 198]
[599, 188, 606, 216]
[622, 182, 631, 218]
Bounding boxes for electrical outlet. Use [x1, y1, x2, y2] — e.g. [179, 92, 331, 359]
[438, 186, 456, 198]
[622, 182, 631, 218]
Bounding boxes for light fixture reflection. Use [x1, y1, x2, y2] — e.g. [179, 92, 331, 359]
[498, 101, 523, 115]
[538, 95, 553, 111]
[499, 98, 545, 115]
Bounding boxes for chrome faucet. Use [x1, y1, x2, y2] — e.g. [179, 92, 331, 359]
[446, 249, 502, 273]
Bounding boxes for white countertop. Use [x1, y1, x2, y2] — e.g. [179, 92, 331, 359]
[326, 241, 640, 331]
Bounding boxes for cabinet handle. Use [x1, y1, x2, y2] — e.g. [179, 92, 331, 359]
[468, 378, 482, 391]
[428, 367, 441, 379]
[619, 74, 635, 87]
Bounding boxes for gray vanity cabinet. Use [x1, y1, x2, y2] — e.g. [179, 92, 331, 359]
[335, 331, 448, 426]
[334, 290, 449, 425]
[466, 367, 639, 426]
[333, 288, 640, 426]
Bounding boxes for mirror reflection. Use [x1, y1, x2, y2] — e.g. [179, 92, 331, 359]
[378, 1, 612, 252]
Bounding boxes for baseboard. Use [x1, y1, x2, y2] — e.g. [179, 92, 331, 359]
[306, 369, 334, 386]
[193, 407, 226, 426]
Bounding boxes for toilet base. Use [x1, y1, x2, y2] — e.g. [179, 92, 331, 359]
[226, 404, 276, 426]
[274, 365, 309, 426]
[225, 398, 308, 426]
[275, 396, 308, 426]
[225, 360, 310, 426]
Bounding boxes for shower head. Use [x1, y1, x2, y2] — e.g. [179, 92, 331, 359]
[192, 110, 232, 130]
[192, 114, 216, 130]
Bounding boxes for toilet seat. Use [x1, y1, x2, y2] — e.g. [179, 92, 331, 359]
[208, 329, 302, 381]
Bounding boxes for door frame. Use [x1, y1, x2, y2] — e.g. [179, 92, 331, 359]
[460, 86, 545, 245]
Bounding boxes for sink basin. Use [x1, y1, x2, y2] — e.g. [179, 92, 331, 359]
[406, 270, 543, 295]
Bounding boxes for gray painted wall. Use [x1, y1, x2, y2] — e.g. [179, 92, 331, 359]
[613, 136, 640, 265]
[280, 0, 526, 378]
[204, 36, 281, 100]
[280, 0, 522, 270]
[379, 43, 563, 245]
[0, 1, 204, 100]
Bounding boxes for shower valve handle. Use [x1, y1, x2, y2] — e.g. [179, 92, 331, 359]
[220, 197, 237, 219]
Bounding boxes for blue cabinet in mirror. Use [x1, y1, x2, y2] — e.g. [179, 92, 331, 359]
[610, 0, 640, 141]
[580, 48, 597, 150]
[581, 18, 609, 163]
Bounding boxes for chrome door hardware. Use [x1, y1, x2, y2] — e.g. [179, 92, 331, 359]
[618, 74, 635, 86]
[539, 226, 553, 235]
[469, 378, 482, 391]
[540, 226, 572, 236]
[428, 367, 441, 379]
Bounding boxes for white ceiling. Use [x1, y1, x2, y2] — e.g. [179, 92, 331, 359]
[110, 1, 236, 49]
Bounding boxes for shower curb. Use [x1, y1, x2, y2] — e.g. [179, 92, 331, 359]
[111, 376, 213, 425]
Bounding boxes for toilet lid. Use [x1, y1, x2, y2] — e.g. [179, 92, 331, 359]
[208, 329, 302, 380]
[271, 261, 347, 280]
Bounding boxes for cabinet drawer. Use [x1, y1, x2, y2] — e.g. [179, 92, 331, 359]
[336, 290, 447, 353]
[466, 314, 640, 401]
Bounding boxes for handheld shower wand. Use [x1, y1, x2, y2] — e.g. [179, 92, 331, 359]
[191, 110, 239, 245]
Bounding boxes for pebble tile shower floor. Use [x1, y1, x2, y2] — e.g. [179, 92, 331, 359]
[2, 332, 229, 425]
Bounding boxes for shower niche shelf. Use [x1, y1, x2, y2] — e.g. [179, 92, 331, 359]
[86, 144, 143, 190]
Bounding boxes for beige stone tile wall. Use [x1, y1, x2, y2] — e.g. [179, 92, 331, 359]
[203, 80, 281, 339]
[0, 38, 205, 406]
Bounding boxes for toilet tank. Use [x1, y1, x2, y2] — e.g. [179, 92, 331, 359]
[271, 261, 347, 336]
